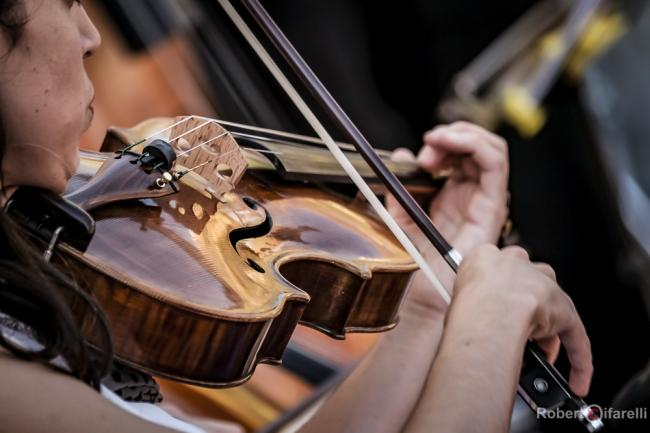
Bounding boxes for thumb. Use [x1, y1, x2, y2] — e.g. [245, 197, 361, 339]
[391, 147, 416, 162]
[536, 335, 561, 364]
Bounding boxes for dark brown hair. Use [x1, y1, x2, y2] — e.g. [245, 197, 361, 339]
[0, 0, 26, 49]
[0, 0, 112, 390]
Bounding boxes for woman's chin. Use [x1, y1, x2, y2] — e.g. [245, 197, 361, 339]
[48, 172, 70, 195]
[63, 151, 81, 183]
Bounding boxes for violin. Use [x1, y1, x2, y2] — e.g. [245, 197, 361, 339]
[7, 0, 602, 429]
[7, 115, 445, 387]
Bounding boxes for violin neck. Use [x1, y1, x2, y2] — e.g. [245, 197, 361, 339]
[211, 120, 448, 191]
[246, 140, 442, 189]
[101, 118, 448, 194]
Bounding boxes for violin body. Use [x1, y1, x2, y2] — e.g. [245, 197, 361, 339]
[61, 117, 417, 387]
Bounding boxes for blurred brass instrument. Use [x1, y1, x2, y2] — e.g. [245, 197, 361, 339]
[439, 0, 627, 137]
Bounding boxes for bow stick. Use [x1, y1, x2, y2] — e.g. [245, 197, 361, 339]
[219, 1, 603, 431]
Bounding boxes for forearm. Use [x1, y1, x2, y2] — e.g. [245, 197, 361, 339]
[402, 294, 531, 433]
[298, 299, 444, 433]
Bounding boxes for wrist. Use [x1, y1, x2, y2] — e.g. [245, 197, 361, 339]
[401, 250, 454, 316]
[385, 297, 445, 353]
[447, 283, 534, 345]
[399, 295, 446, 326]
[448, 212, 508, 258]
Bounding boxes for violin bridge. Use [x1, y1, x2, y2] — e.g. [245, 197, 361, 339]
[169, 116, 248, 198]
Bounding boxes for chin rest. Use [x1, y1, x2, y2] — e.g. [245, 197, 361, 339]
[4, 186, 95, 253]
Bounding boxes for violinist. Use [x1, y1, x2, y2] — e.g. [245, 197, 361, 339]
[0, 1, 593, 433]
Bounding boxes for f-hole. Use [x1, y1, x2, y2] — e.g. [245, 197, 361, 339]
[229, 197, 272, 273]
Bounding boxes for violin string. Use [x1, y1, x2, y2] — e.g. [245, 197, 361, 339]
[143, 116, 196, 142]
[167, 119, 213, 144]
[172, 132, 284, 180]
[124, 116, 285, 173]
[242, 147, 282, 155]
[210, 117, 335, 152]
[174, 145, 284, 180]
[180, 140, 282, 156]
[173, 151, 235, 180]
[123, 114, 285, 158]
[187, 159, 214, 171]
[177, 131, 229, 156]
[128, 130, 282, 166]
[202, 120, 283, 155]
[118, 138, 145, 154]
[119, 116, 196, 154]
[175, 158, 215, 179]
[171, 126, 284, 157]
[219, 0, 450, 303]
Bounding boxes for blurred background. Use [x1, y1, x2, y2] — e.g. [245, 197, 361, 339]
[79, 0, 649, 431]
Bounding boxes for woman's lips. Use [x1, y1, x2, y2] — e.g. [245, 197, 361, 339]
[85, 100, 95, 129]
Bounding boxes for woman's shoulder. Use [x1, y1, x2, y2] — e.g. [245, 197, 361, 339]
[0, 350, 206, 433]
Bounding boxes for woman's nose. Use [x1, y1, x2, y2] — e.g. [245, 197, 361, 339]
[80, 7, 102, 58]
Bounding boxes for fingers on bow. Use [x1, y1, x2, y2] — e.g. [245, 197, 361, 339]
[420, 122, 508, 173]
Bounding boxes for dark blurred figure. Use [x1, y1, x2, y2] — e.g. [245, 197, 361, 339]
[263, 0, 649, 429]
[263, 0, 537, 150]
[581, 3, 650, 431]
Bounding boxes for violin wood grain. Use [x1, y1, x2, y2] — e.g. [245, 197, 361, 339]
[60, 120, 418, 386]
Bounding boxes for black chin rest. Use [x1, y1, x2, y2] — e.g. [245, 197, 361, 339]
[4, 186, 95, 252]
